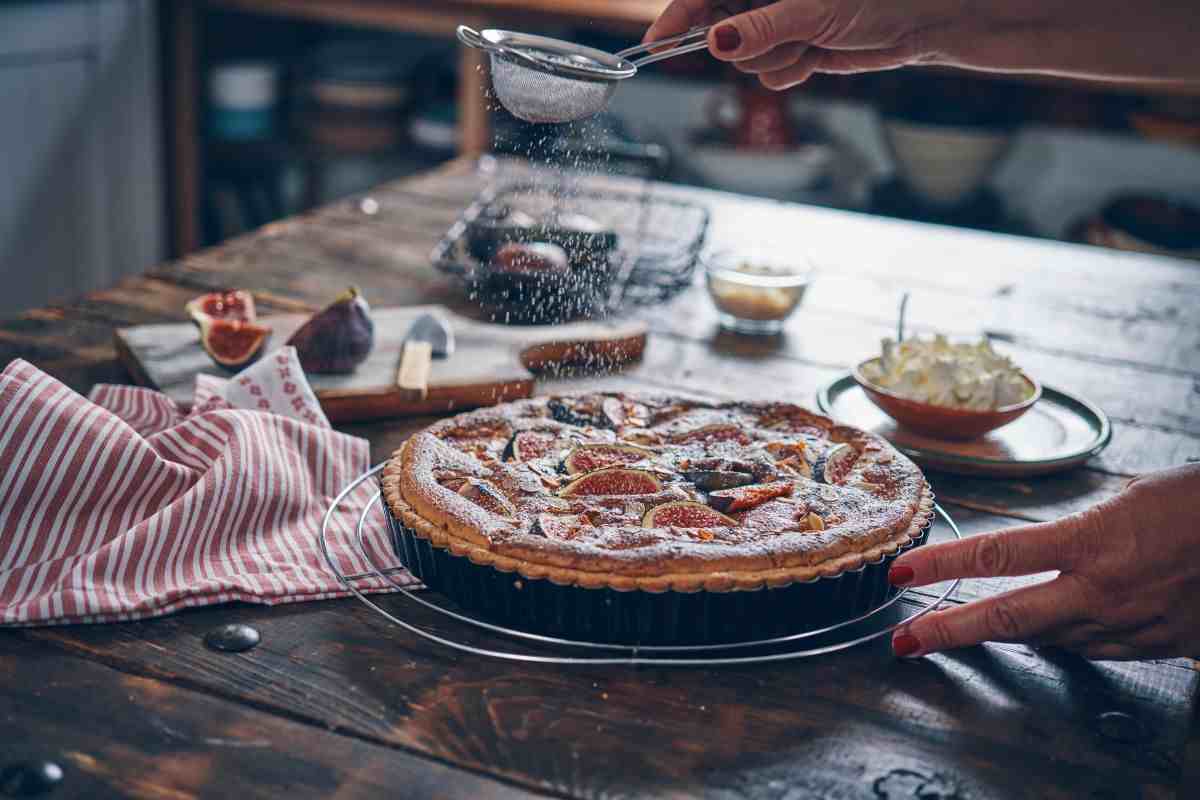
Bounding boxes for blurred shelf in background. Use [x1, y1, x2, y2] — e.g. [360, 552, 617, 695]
[166, 0, 1200, 259]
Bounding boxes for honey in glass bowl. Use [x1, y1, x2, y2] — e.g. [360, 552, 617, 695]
[704, 252, 814, 335]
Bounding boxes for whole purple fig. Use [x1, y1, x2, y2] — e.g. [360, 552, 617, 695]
[287, 286, 375, 373]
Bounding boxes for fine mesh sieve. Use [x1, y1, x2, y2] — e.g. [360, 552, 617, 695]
[457, 25, 711, 124]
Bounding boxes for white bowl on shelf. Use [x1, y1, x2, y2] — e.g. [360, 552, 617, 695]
[685, 139, 836, 199]
[883, 119, 1012, 207]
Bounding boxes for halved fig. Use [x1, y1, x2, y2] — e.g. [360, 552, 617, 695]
[815, 443, 858, 484]
[558, 468, 662, 497]
[547, 396, 624, 428]
[682, 470, 755, 492]
[708, 481, 795, 513]
[642, 501, 736, 528]
[197, 317, 271, 369]
[458, 479, 516, 517]
[507, 430, 561, 462]
[186, 290, 257, 324]
[563, 443, 654, 475]
[670, 423, 752, 445]
[534, 513, 593, 540]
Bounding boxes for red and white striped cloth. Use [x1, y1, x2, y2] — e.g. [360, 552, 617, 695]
[0, 349, 413, 627]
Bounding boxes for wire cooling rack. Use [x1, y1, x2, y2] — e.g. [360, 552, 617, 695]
[319, 464, 962, 666]
[430, 180, 709, 320]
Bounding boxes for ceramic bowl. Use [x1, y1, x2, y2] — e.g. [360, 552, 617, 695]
[685, 140, 836, 199]
[882, 119, 1011, 207]
[704, 251, 814, 335]
[853, 358, 1041, 441]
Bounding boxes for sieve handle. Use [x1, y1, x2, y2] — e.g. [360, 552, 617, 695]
[456, 25, 490, 50]
[617, 25, 712, 66]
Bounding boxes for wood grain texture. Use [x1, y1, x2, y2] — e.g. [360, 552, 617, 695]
[2, 157, 1199, 797]
[0, 634, 545, 799]
[20, 590, 1195, 800]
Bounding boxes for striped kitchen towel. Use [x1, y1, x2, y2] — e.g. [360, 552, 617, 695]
[0, 348, 413, 627]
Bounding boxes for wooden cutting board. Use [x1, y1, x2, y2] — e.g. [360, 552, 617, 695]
[114, 305, 647, 423]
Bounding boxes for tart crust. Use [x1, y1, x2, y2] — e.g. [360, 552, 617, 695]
[382, 394, 934, 593]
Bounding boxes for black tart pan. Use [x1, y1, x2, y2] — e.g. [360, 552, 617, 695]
[383, 500, 932, 647]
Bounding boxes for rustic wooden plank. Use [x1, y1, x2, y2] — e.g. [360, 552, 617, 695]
[362, 161, 1200, 374]
[4, 267, 1192, 481]
[0, 633, 546, 799]
[637, 288, 1200, 437]
[23, 593, 1195, 800]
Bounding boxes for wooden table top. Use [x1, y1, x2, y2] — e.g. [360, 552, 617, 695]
[2, 157, 1198, 798]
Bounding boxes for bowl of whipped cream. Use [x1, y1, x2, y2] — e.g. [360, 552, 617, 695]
[854, 335, 1041, 440]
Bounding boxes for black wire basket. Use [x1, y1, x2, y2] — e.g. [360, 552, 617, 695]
[430, 180, 709, 323]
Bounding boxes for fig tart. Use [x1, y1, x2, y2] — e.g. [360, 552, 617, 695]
[381, 393, 934, 644]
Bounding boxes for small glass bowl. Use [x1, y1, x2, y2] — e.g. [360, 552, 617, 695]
[704, 251, 814, 335]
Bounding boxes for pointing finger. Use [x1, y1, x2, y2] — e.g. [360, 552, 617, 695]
[893, 576, 1091, 656]
[888, 514, 1095, 588]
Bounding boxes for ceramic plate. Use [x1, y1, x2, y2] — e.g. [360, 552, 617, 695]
[817, 375, 1111, 477]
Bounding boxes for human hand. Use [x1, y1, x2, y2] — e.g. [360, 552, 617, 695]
[644, 1, 1200, 90]
[643, 0, 956, 90]
[887, 463, 1200, 661]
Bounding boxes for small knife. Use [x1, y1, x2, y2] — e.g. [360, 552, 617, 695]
[397, 313, 454, 400]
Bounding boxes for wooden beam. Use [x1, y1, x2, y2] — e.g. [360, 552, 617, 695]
[168, 0, 202, 256]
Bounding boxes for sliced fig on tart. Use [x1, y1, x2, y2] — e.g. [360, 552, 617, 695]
[708, 481, 795, 513]
[506, 430, 562, 462]
[558, 468, 662, 497]
[534, 513, 594, 540]
[642, 501, 736, 529]
[669, 423, 752, 445]
[562, 443, 654, 475]
[547, 395, 626, 429]
[457, 479, 516, 517]
[814, 443, 858, 484]
[682, 470, 755, 491]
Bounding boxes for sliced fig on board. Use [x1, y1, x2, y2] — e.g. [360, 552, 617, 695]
[708, 481, 795, 513]
[642, 501, 736, 529]
[506, 430, 561, 462]
[563, 443, 654, 475]
[186, 290, 257, 324]
[558, 468, 662, 497]
[197, 317, 271, 370]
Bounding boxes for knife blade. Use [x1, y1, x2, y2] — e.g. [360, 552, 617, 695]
[397, 313, 454, 399]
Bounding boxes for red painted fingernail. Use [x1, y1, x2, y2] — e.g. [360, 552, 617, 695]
[714, 26, 741, 52]
[888, 565, 915, 586]
[892, 633, 922, 658]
